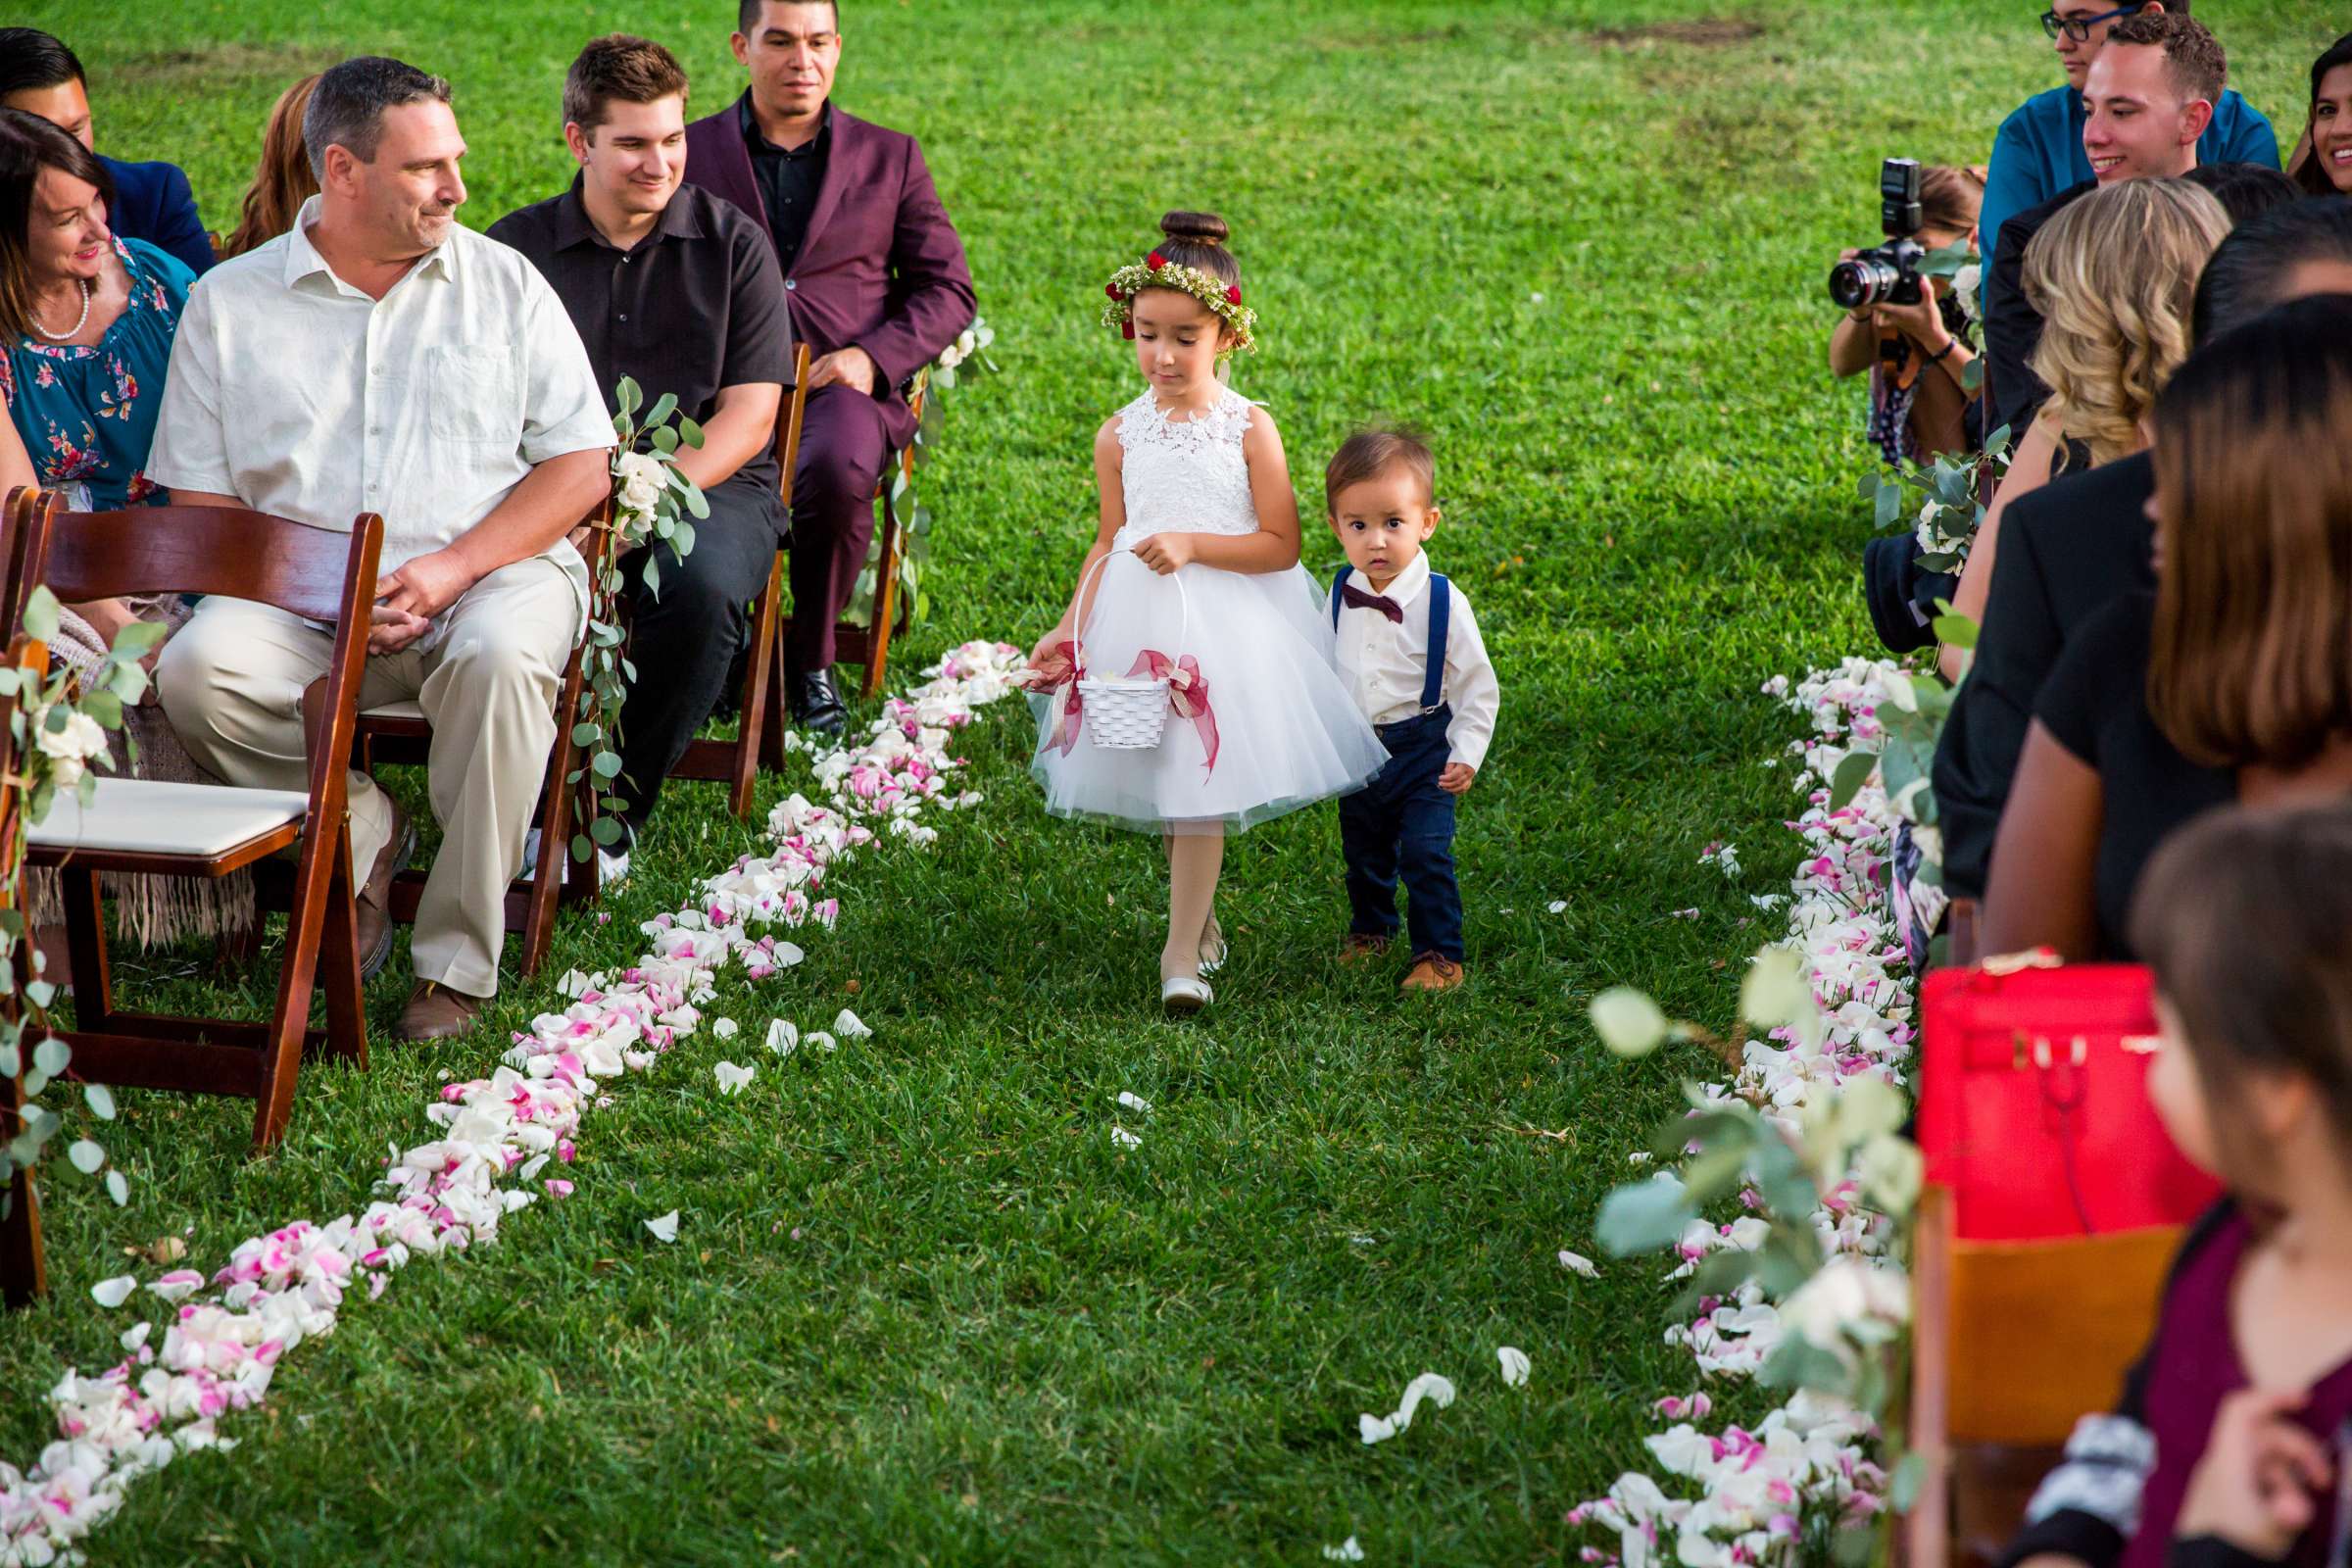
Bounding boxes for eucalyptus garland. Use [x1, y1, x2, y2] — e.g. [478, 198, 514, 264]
[2, 586, 157, 1219]
[566, 377, 710, 862]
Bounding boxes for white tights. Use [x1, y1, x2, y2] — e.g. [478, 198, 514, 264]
[1160, 829, 1225, 983]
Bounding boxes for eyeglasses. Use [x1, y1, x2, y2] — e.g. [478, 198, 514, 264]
[2039, 5, 2145, 43]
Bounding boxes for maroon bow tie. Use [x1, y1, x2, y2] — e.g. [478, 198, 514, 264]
[1342, 583, 1404, 623]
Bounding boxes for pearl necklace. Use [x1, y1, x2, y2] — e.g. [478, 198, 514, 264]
[32, 279, 92, 342]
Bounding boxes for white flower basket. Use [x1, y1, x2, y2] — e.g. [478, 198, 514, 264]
[1071, 548, 1190, 752]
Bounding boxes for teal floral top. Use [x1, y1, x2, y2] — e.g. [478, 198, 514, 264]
[3, 237, 195, 510]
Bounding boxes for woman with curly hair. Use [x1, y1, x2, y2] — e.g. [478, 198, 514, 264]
[1941, 176, 2230, 680]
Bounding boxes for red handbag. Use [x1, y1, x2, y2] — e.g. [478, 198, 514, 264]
[1919, 956, 2221, 1242]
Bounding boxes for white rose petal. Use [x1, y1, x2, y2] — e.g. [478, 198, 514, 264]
[805, 1031, 838, 1054]
[833, 1008, 872, 1039]
[714, 1060, 756, 1096]
[1110, 1125, 1142, 1150]
[712, 1017, 739, 1039]
[90, 1275, 136, 1308]
[644, 1210, 680, 1244]
[1358, 1371, 1456, 1445]
[1323, 1539, 1366, 1562]
[1496, 1346, 1531, 1387]
[1546, 901, 1568, 914]
[557, 968, 590, 999]
[1115, 1091, 1152, 1115]
[1558, 1250, 1599, 1279]
[764, 1019, 799, 1055]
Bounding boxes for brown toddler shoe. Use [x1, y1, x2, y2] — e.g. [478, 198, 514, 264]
[1399, 953, 1466, 993]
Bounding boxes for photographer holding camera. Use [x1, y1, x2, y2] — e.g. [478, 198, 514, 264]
[1829, 162, 1985, 467]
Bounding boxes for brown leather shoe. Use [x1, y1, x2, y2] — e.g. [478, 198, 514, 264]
[356, 805, 415, 983]
[1338, 933, 1391, 965]
[398, 980, 491, 1042]
[1399, 953, 1466, 993]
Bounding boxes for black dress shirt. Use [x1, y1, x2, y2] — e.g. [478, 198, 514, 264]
[1932, 451, 2157, 900]
[1984, 179, 2094, 442]
[489, 180, 794, 520]
[740, 95, 830, 275]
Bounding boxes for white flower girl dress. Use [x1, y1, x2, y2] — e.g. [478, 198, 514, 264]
[1032, 386, 1388, 833]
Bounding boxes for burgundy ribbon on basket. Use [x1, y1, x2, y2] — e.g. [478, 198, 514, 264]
[1125, 650, 1220, 776]
[1024, 640, 1087, 757]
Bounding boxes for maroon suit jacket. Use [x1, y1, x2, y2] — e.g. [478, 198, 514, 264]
[683, 95, 975, 448]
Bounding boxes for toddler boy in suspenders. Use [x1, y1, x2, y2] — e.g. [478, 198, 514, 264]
[1323, 429, 1501, 993]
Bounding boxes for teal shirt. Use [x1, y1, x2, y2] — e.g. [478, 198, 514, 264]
[2, 237, 195, 511]
[1980, 85, 2280, 274]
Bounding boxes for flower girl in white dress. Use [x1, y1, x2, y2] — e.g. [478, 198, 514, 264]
[1026, 211, 1387, 1014]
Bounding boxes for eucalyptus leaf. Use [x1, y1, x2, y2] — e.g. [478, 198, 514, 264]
[67, 1139, 104, 1174]
[31, 1034, 67, 1074]
[22, 586, 59, 642]
[651, 424, 680, 455]
[1828, 748, 1880, 811]
[589, 814, 624, 847]
[591, 751, 623, 779]
[22, 1068, 46, 1100]
[106, 1169, 127, 1205]
[1595, 1177, 1694, 1256]
[677, 415, 705, 449]
[646, 391, 678, 428]
[83, 1082, 116, 1120]
[616, 376, 642, 416]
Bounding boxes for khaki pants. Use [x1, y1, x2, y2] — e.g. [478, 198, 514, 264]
[158, 558, 581, 999]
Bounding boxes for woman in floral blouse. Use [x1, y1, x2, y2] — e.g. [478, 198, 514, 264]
[0, 108, 256, 951]
[2, 107, 192, 533]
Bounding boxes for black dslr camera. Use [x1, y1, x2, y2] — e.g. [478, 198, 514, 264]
[1829, 159, 1927, 311]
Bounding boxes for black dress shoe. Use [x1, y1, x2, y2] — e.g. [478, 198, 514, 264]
[788, 666, 849, 736]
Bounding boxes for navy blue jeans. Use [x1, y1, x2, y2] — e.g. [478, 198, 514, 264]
[1338, 707, 1463, 962]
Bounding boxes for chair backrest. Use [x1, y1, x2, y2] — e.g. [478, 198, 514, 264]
[1907, 1182, 2180, 1564]
[774, 342, 812, 512]
[0, 490, 34, 650]
[29, 505, 383, 626]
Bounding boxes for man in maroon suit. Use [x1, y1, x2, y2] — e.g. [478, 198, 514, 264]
[683, 0, 974, 733]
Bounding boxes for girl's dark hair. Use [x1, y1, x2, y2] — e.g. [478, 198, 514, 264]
[0, 106, 112, 342]
[1152, 209, 1238, 287]
[2147, 295, 2352, 768]
[2293, 33, 2352, 198]
[2191, 196, 2352, 347]
[2132, 803, 2352, 1164]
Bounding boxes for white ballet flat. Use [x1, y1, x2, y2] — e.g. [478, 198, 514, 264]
[1160, 975, 1213, 1015]
[1198, 919, 1228, 977]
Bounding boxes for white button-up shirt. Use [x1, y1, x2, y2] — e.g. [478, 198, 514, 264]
[147, 196, 613, 613]
[1332, 552, 1500, 772]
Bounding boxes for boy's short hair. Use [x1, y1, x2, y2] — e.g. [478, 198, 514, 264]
[563, 34, 690, 136]
[1326, 426, 1436, 514]
[2104, 11, 2228, 105]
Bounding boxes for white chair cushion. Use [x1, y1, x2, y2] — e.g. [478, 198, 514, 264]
[27, 779, 312, 857]
[365, 700, 426, 720]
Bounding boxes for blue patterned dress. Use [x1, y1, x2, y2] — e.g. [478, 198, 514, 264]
[3, 237, 194, 510]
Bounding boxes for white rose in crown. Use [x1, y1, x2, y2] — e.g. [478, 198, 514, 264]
[35, 707, 108, 787]
[614, 451, 667, 519]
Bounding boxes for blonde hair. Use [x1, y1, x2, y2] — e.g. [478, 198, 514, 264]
[2024, 178, 2231, 467]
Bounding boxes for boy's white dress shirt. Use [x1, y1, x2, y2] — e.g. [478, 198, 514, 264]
[1331, 553, 1499, 771]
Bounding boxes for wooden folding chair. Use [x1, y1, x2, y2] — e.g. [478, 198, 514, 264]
[350, 501, 613, 980]
[770, 374, 926, 706]
[1904, 1183, 2180, 1566]
[671, 343, 811, 818]
[14, 501, 384, 1153]
[2, 632, 51, 1307]
[0, 488, 49, 642]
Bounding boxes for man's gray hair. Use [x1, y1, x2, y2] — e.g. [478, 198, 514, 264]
[302, 56, 452, 180]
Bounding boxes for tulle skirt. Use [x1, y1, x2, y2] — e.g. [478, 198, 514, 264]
[1030, 555, 1388, 835]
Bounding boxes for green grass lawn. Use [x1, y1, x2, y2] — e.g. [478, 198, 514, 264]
[2, 0, 2340, 1561]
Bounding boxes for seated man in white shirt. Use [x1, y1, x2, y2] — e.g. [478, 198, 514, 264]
[146, 57, 613, 1042]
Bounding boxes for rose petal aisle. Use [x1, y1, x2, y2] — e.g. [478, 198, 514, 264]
[0, 641, 1027, 1568]
[1571, 659, 1920, 1568]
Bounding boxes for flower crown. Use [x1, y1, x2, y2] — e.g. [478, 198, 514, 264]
[1102, 251, 1259, 353]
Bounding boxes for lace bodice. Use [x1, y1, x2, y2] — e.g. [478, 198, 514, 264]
[1110, 386, 1259, 551]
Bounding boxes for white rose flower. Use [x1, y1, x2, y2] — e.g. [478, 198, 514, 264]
[955, 327, 976, 358]
[614, 452, 667, 516]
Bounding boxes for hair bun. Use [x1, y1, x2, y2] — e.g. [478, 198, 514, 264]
[1159, 210, 1229, 247]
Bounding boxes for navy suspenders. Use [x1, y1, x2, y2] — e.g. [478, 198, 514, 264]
[1331, 565, 1450, 712]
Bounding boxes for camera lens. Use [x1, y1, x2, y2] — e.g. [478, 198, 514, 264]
[1829, 257, 1898, 312]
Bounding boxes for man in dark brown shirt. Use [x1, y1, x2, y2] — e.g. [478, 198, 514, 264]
[490, 34, 793, 872]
